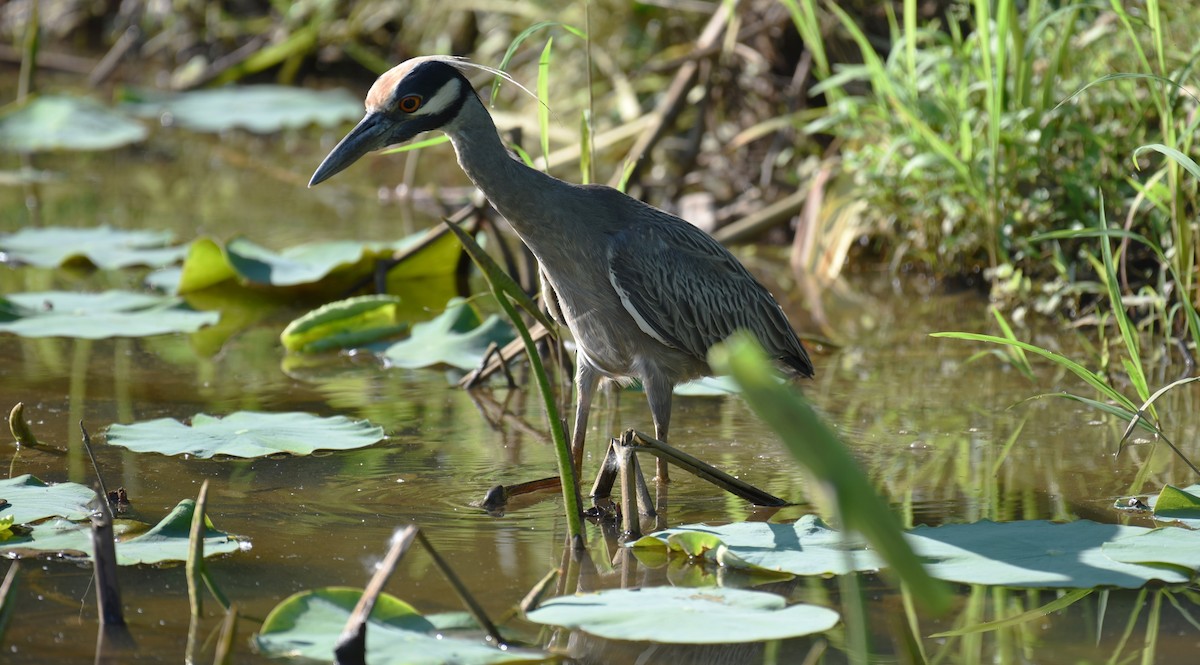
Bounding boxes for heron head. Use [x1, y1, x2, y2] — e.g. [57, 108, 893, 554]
[309, 57, 472, 187]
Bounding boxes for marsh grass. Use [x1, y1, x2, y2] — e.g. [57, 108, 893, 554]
[798, 0, 1200, 303]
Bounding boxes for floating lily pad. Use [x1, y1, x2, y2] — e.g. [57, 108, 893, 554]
[0, 226, 187, 269]
[0, 95, 148, 152]
[673, 375, 741, 396]
[0, 475, 96, 524]
[382, 299, 515, 371]
[905, 520, 1193, 588]
[105, 411, 385, 458]
[0, 290, 219, 338]
[630, 515, 880, 576]
[0, 499, 242, 565]
[281, 294, 408, 353]
[1146, 485, 1200, 527]
[1101, 526, 1200, 571]
[254, 587, 547, 664]
[125, 85, 361, 134]
[525, 586, 839, 644]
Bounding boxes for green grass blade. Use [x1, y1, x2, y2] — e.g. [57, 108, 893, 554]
[380, 135, 450, 155]
[537, 37, 553, 168]
[1134, 143, 1200, 181]
[443, 221, 582, 541]
[490, 22, 581, 105]
[932, 588, 1091, 637]
[930, 332, 1136, 411]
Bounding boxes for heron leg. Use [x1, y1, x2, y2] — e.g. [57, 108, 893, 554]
[643, 375, 673, 483]
[571, 360, 602, 479]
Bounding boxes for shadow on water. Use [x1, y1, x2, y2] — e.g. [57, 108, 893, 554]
[2, 128, 1199, 664]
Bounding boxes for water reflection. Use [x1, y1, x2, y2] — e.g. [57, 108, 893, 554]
[3, 132, 1199, 663]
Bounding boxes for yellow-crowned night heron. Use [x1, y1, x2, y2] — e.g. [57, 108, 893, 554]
[310, 56, 813, 481]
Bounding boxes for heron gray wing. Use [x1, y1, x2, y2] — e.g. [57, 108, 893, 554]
[607, 212, 812, 375]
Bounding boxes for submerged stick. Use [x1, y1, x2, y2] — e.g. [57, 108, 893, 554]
[90, 493, 124, 626]
[414, 529, 506, 647]
[617, 439, 641, 539]
[335, 526, 419, 665]
[626, 430, 788, 506]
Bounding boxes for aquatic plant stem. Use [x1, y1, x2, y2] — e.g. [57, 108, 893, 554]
[443, 220, 585, 546]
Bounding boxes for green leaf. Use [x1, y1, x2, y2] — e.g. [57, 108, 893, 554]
[526, 586, 839, 643]
[115, 498, 242, 565]
[0, 291, 219, 338]
[224, 237, 388, 287]
[1147, 485, 1200, 527]
[0, 226, 186, 269]
[632, 515, 879, 576]
[0, 499, 242, 565]
[254, 587, 547, 664]
[163, 231, 463, 295]
[281, 294, 408, 353]
[672, 375, 741, 396]
[123, 86, 362, 134]
[906, 520, 1193, 588]
[1102, 525, 1200, 571]
[382, 299, 515, 371]
[105, 411, 385, 458]
[0, 475, 96, 524]
[0, 96, 147, 152]
[176, 237, 239, 294]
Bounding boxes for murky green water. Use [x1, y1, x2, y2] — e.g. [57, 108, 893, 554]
[3, 126, 1200, 663]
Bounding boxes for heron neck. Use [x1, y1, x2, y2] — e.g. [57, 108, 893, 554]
[444, 95, 564, 237]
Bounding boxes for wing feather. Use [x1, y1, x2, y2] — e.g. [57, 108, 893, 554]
[607, 210, 813, 377]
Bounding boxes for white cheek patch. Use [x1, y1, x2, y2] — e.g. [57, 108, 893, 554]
[413, 79, 461, 116]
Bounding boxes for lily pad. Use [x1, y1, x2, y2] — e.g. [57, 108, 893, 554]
[1101, 526, 1200, 571]
[0, 95, 148, 152]
[1147, 485, 1200, 527]
[161, 231, 463, 296]
[905, 520, 1193, 588]
[125, 85, 361, 134]
[281, 294, 408, 353]
[0, 226, 187, 269]
[105, 411, 385, 458]
[673, 375, 741, 396]
[630, 515, 880, 576]
[0, 290, 219, 338]
[0, 475, 96, 524]
[382, 299, 515, 371]
[254, 587, 548, 664]
[525, 586, 839, 644]
[0, 499, 242, 565]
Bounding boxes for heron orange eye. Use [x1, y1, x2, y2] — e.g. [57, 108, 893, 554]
[398, 95, 422, 113]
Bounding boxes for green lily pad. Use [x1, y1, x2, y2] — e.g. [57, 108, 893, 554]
[525, 586, 839, 643]
[0, 475, 96, 524]
[0, 290, 219, 338]
[905, 520, 1193, 588]
[382, 299, 515, 371]
[1148, 485, 1200, 527]
[254, 587, 548, 664]
[105, 411, 385, 458]
[0, 95, 148, 152]
[1101, 526, 1200, 571]
[0, 226, 187, 269]
[124, 85, 361, 134]
[155, 228, 464, 297]
[672, 375, 741, 396]
[630, 515, 880, 576]
[281, 294, 408, 353]
[0, 499, 242, 565]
